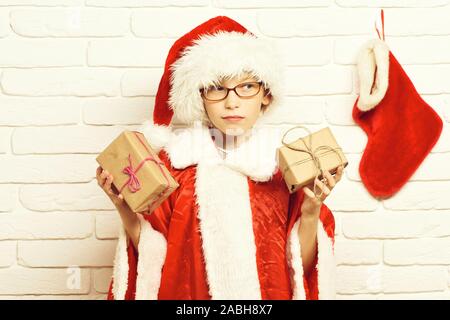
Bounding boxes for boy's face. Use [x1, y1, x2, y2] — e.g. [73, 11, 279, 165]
[201, 73, 272, 136]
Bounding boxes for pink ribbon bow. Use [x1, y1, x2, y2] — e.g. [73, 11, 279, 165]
[121, 153, 141, 193]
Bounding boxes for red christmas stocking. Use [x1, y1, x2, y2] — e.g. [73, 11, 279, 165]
[353, 31, 443, 199]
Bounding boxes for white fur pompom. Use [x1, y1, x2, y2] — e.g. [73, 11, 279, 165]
[138, 120, 173, 153]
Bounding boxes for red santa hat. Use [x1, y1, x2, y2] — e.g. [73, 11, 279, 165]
[152, 16, 284, 127]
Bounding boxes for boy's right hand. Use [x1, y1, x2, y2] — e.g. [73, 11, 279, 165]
[97, 166, 142, 249]
[96, 166, 126, 208]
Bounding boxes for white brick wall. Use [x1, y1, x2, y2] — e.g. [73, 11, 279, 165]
[0, 0, 449, 300]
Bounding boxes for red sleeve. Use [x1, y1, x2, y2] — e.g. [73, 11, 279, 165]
[107, 149, 179, 300]
[303, 203, 334, 300]
[287, 189, 335, 300]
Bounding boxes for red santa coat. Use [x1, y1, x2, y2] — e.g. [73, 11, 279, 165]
[106, 123, 336, 300]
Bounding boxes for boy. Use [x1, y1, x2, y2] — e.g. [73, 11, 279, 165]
[97, 16, 343, 300]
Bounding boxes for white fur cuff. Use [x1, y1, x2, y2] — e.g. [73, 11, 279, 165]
[356, 39, 390, 112]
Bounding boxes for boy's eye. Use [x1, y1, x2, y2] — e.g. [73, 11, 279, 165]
[240, 83, 256, 90]
[207, 85, 224, 92]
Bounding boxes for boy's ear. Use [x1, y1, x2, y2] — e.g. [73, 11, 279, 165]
[262, 91, 272, 106]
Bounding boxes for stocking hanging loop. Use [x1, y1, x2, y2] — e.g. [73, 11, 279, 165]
[375, 9, 385, 41]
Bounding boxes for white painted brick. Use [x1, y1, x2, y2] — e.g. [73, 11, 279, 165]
[0, 267, 90, 295]
[421, 94, 449, 122]
[95, 211, 120, 239]
[347, 152, 450, 182]
[0, 154, 95, 183]
[351, 65, 359, 95]
[343, 153, 362, 181]
[83, 97, 154, 125]
[18, 239, 116, 267]
[20, 181, 114, 212]
[387, 37, 450, 65]
[0, 185, 18, 212]
[0, 98, 81, 126]
[342, 211, 450, 239]
[10, 9, 129, 37]
[12, 125, 126, 154]
[335, 0, 449, 7]
[88, 40, 172, 67]
[410, 153, 450, 181]
[380, 291, 450, 300]
[384, 8, 450, 36]
[0, 0, 82, 5]
[258, 97, 324, 125]
[0, 40, 85, 67]
[93, 268, 113, 293]
[384, 239, 450, 265]
[0, 10, 9, 37]
[87, 0, 209, 7]
[431, 123, 450, 152]
[337, 293, 383, 300]
[324, 95, 358, 125]
[442, 96, 450, 123]
[285, 66, 353, 96]
[1, 69, 121, 97]
[337, 265, 382, 294]
[121, 69, 163, 97]
[403, 65, 450, 95]
[132, 8, 262, 38]
[334, 36, 373, 65]
[339, 291, 450, 300]
[383, 266, 447, 293]
[337, 265, 447, 294]
[334, 214, 342, 236]
[0, 127, 12, 154]
[213, 0, 331, 8]
[132, 9, 220, 38]
[330, 125, 367, 153]
[335, 239, 382, 265]
[0, 211, 93, 240]
[324, 178, 379, 212]
[0, 241, 16, 267]
[258, 9, 373, 37]
[383, 181, 450, 210]
[275, 38, 332, 67]
[338, 36, 450, 65]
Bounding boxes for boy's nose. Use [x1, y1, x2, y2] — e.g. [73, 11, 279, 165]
[224, 90, 241, 109]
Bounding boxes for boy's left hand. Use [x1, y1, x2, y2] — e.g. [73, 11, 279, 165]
[301, 165, 344, 219]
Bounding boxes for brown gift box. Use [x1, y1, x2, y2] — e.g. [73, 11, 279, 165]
[277, 126, 348, 194]
[96, 130, 179, 213]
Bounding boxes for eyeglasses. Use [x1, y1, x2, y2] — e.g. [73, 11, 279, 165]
[200, 81, 264, 102]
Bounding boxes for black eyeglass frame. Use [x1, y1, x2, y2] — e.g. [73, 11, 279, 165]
[200, 81, 265, 102]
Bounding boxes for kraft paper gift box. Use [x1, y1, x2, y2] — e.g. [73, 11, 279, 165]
[96, 130, 179, 213]
[277, 126, 348, 194]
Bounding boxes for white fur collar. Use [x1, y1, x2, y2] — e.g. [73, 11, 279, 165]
[139, 121, 282, 182]
[167, 123, 282, 182]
